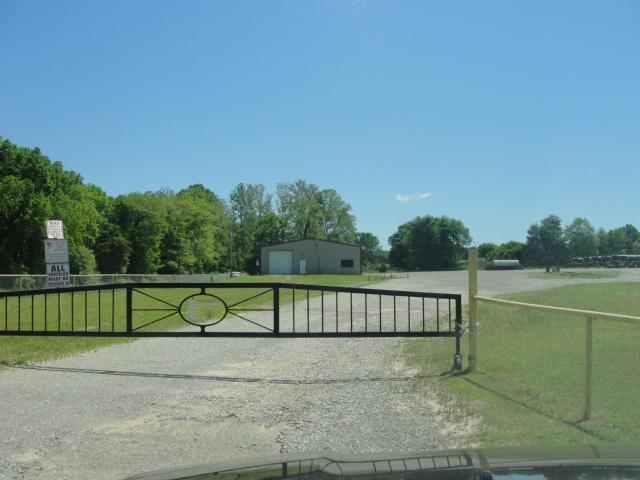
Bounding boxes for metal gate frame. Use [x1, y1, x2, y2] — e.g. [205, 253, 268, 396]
[0, 283, 463, 369]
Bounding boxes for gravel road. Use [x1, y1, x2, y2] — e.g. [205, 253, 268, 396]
[1, 269, 638, 479]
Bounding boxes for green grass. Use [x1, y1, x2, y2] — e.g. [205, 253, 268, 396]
[401, 282, 640, 446]
[0, 274, 387, 367]
[526, 269, 621, 280]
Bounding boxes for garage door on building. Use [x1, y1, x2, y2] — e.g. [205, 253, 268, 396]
[268, 250, 293, 274]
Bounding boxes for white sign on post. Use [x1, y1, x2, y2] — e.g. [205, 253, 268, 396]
[46, 263, 71, 287]
[44, 239, 69, 264]
[46, 220, 64, 239]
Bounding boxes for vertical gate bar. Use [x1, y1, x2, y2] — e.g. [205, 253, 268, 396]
[111, 288, 115, 332]
[379, 295, 382, 331]
[18, 296, 22, 330]
[321, 292, 324, 333]
[422, 297, 425, 332]
[408, 296, 411, 332]
[84, 291, 88, 331]
[306, 290, 310, 333]
[448, 299, 452, 331]
[98, 289, 102, 332]
[336, 292, 341, 331]
[292, 286, 296, 333]
[393, 295, 397, 332]
[350, 292, 353, 333]
[436, 298, 440, 332]
[31, 295, 34, 331]
[126, 286, 133, 333]
[58, 292, 61, 331]
[454, 295, 462, 369]
[365, 294, 368, 332]
[4, 297, 7, 330]
[273, 287, 280, 334]
[44, 294, 47, 331]
[71, 290, 75, 331]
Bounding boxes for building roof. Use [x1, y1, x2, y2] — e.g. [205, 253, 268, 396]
[260, 238, 360, 249]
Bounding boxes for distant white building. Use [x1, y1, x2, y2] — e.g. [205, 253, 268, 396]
[260, 239, 362, 275]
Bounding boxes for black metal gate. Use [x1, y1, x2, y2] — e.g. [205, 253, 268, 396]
[0, 283, 463, 367]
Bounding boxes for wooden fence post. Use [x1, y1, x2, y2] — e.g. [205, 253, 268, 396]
[584, 316, 593, 420]
[468, 249, 478, 371]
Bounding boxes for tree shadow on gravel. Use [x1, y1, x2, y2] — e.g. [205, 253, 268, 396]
[12, 364, 444, 384]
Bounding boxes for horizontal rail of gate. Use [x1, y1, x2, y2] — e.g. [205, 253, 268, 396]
[0, 283, 462, 339]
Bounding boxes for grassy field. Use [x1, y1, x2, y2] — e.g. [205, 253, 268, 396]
[0, 274, 387, 367]
[402, 282, 640, 446]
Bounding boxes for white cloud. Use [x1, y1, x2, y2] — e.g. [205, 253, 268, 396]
[395, 192, 432, 202]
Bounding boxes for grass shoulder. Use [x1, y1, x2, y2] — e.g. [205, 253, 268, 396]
[401, 282, 640, 447]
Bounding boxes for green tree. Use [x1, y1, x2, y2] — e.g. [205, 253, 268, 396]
[318, 189, 357, 243]
[111, 193, 167, 274]
[606, 227, 628, 255]
[254, 213, 287, 245]
[276, 180, 356, 243]
[494, 241, 525, 262]
[0, 138, 107, 274]
[477, 242, 499, 261]
[524, 215, 566, 271]
[276, 180, 323, 240]
[229, 183, 273, 272]
[564, 217, 598, 259]
[388, 215, 471, 270]
[356, 232, 387, 270]
[620, 224, 639, 253]
[173, 185, 227, 273]
[94, 224, 132, 274]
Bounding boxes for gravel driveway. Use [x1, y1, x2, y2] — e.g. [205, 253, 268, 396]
[1, 269, 638, 479]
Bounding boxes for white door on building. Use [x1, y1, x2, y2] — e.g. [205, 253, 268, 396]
[299, 259, 307, 274]
[268, 250, 293, 274]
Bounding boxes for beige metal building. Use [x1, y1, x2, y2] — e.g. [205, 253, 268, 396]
[260, 239, 362, 275]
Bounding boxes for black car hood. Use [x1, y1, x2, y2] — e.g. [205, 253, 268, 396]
[124, 444, 640, 480]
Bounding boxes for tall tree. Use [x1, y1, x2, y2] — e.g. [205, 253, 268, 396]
[564, 217, 598, 259]
[356, 232, 387, 269]
[388, 215, 471, 270]
[494, 241, 525, 262]
[317, 189, 357, 243]
[111, 193, 167, 274]
[276, 180, 356, 243]
[94, 224, 132, 274]
[228, 183, 273, 271]
[477, 243, 499, 261]
[276, 180, 323, 240]
[524, 214, 566, 270]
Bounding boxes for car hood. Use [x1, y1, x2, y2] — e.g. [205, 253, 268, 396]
[124, 444, 640, 480]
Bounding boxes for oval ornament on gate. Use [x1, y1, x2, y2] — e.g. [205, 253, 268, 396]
[179, 294, 228, 327]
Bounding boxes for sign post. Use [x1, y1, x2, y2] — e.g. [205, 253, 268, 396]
[45, 220, 70, 287]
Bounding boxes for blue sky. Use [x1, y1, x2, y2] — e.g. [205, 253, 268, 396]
[2, 1, 639, 248]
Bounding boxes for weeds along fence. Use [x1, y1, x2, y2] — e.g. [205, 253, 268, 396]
[466, 250, 640, 420]
[0, 274, 230, 292]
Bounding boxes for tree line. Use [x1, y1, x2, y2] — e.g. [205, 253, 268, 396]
[2, 138, 636, 275]
[477, 215, 640, 271]
[0, 138, 387, 275]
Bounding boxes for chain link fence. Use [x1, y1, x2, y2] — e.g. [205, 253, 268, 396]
[0, 273, 231, 292]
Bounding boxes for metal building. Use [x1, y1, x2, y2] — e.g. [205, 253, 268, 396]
[260, 239, 362, 275]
